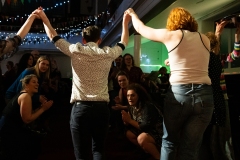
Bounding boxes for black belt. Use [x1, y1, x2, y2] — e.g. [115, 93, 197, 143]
[75, 101, 107, 105]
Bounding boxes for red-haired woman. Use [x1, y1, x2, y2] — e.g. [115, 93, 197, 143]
[125, 7, 214, 160]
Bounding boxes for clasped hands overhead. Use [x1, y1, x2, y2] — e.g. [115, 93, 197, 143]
[31, 7, 137, 20]
[30, 7, 49, 22]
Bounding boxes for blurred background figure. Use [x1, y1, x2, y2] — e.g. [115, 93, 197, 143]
[121, 53, 144, 84]
[110, 55, 123, 92]
[157, 66, 170, 93]
[0, 63, 5, 114]
[50, 58, 62, 81]
[111, 71, 129, 134]
[16, 53, 34, 78]
[31, 50, 40, 66]
[42, 58, 62, 101]
[2, 61, 16, 93]
[199, 20, 235, 160]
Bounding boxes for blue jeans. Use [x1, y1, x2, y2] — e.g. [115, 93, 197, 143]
[160, 84, 214, 160]
[70, 101, 110, 160]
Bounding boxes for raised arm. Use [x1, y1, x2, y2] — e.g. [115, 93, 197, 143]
[227, 23, 240, 62]
[33, 8, 73, 56]
[16, 13, 38, 39]
[215, 20, 229, 40]
[209, 20, 229, 54]
[125, 8, 168, 43]
[235, 23, 240, 43]
[121, 13, 130, 46]
[0, 13, 38, 60]
[33, 8, 58, 41]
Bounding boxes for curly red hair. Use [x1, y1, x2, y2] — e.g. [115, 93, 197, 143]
[166, 7, 198, 32]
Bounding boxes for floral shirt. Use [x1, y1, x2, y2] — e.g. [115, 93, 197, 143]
[127, 102, 163, 148]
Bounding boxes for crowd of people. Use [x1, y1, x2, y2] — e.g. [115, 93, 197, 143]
[0, 5, 237, 160]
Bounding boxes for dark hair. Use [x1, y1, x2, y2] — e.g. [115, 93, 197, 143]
[82, 25, 101, 43]
[159, 66, 167, 72]
[17, 53, 34, 76]
[115, 71, 129, 80]
[7, 61, 14, 67]
[121, 53, 135, 69]
[127, 83, 152, 109]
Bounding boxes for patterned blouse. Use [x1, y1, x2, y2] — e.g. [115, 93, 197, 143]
[226, 42, 240, 62]
[127, 102, 163, 148]
[55, 39, 125, 103]
[209, 52, 226, 126]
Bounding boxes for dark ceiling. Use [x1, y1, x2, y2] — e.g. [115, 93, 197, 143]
[0, 0, 119, 34]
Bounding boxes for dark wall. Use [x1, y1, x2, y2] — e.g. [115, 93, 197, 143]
[225, 74, 240, 160]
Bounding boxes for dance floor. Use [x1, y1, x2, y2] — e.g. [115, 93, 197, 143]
[38, 98, 152, 160]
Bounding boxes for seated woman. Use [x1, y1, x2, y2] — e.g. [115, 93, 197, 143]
[121, 83, 163, 160]
[0, 74, 53, 160]
[112, 71, 129, 111]
[110, 71, 129, 132]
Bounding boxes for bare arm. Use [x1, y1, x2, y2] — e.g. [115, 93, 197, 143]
[16, 14, 38, 39]
[125, 8, 168, 43]
[42, 21, 58, 41]
[19, 93, 53, 124]
[32, 9, 58, 40]
[0, 13, 38, 60]
[121, 13, 130, 45]
[235, 23, 240, 43]
[215, 20, 229, 40]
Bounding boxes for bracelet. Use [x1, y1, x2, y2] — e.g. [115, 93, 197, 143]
[14, 35, 22, 45]
[234, 42, 240, 50]
[52, 36, 62, 44]
[116, 42, 125, 50]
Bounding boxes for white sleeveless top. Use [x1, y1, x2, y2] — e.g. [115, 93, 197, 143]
[168, 30, 211, 85]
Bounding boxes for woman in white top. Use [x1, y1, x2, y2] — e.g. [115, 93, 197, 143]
[125, 7, 214, 160]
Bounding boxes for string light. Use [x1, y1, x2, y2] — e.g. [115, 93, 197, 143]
[0, 0, 102, 34]
[0, 31, 76, 45]
[0, 0, 110, 41]
[1, 1, 70, 23]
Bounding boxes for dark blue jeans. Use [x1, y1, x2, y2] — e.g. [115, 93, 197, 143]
[160, 84, 214, 160]
[70, 101, 110, 160]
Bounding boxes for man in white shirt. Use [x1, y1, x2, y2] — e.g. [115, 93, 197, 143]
[34, 8, 130, 160]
